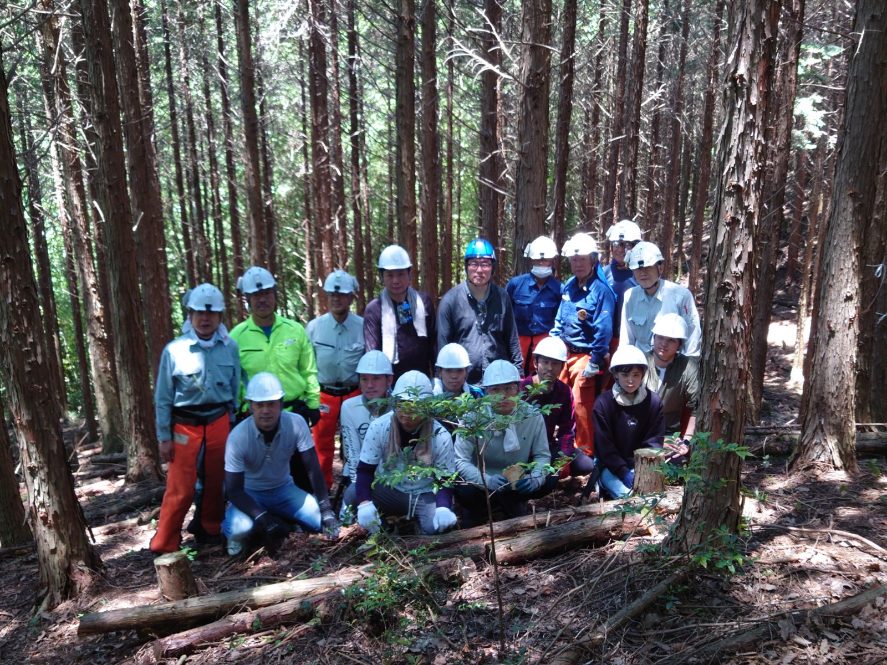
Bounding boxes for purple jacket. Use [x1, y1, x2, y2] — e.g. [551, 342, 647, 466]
[520, 375, 576, 459]
[363, 291, 436, 380]
[592, 389, 664, 480]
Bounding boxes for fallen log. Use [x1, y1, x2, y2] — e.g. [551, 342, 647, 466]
[661, 584, 887, 664]
[145, 556, 474, 661]
[83, 484, 165, 522]
[79, 564, 375, 636]
[92, 507, 161, 536]
[744, 431, 887, 457]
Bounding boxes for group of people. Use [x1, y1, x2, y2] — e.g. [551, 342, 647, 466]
[149, 218, 702, 557]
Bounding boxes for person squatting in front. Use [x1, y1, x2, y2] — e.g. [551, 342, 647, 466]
[350, 371, 459, 535]
[222, 373, 339, 556]
[454, 360, 552, 526]
[150, 284, 240, 553]
[519, 336, 595, 494]
[506, 236, 562, 376]
[593, 345, 665, 499]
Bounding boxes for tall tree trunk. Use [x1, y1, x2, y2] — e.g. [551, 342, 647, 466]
[550, 0, 578, 248]
[785, 149, 807, 285]
[601, 0, 632, 225]
[159, 0, 196, 284]
[234, 0, 266, 266]
[750, 0, 806, 419]
[512, 0, 552, 275]
[441, 0, 455, 293]
[794, 0, 886, 472]
[346, 0, 369, 308]
[582, 4, 608, 234]
[395, 0, 418, 258]
[78, 0, 163, 482]
[214, 1, 245, 299]
[109, 0, 172, 372]
[643, 0, 670, 231]
[667, 0, 781, 554]
[308, 0, 335, 280]
[660, 0, 691, 274]
[0, 399, 31, 547]
[300, 41, 321, 319]
[328, 0, 349, 270]
[689, 0, 725, 296]
[621, 0, 650, 217]
[478, 0, 503, 246]
[37, 0, 124, 452]
[254, 60, 279, 281]
[15, 88, 67, 415]
[0, 64, 100, 607]
[419, 0, 441, 298]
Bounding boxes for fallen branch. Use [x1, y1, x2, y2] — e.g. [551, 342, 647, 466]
[754, 524, 887, 560]
[744, 431, 887, 457]
[83, 484, 165, 522]
[545, 568, 689, 665]
[92, 507, 161, 536]
[0, 542, 34, 557]
[664, 584, 887, 663]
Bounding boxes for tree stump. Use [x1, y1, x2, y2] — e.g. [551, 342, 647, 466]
[633, 448, 667, 494]
[154, 552, 198, 601]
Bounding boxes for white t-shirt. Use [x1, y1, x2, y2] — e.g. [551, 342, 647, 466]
[340, 396, 388, 480]
[225, 411, 314, 491]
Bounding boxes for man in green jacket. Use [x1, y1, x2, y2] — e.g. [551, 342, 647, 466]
[231, 266, 321, 489]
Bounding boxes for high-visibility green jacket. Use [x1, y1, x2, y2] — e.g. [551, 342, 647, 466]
[230, 315, 320, 410]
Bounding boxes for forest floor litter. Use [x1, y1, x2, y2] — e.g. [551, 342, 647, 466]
[2, 301, 885, 664]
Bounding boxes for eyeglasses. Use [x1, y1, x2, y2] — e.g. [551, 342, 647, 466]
[466, 259, 494, 270]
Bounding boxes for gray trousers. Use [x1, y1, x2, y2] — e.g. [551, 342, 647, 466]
[343, 483, 438, 534]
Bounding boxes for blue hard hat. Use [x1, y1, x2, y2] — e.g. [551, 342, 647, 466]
[464, 238, 496, 262]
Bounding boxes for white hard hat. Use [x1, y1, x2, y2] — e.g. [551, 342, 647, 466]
[610, 345, 649, 372]
[392, 370, 433, 400]
[562, 232, 599, 257]
[523, 236, 559, 260]
[481, 360, 521, 388]
[186, 283, 225, 312]
[356, 350, 393, 375]
[436, 343, 471, 369]
[626, 241, 664, 269]
[377, 245, 412, 270]
[245, 372, 285, 401]
[606, 220, 643, 243]
[323, 269, 358, 294]
[533, 336, 568, 362]
[651, 313, 688, 341]
[240, 266, 276, 294]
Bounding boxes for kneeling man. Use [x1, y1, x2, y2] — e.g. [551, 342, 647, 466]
[223, 373, 338, 556]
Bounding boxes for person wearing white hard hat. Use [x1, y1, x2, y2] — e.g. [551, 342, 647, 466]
[433, 342, 484, 404]
[519, 337, 595, 490]
[230, 266, 322, 433]
[352, 371, 458, 535]
[603, 220, 642, 348]
[506, 236, 562, 376]
[150, 284, 241, 553]
[549, 231, 616, 458]
[437, 238, 523, 384]
[644, 313, 700, 463]
[364, 245, 436, 380]
[593, 345, 664, 499]
[306, 270, 365, 487]
[620, 242, 701, 357]
[454, 360, 552, 526]
[338, 351, 394, 504]
[222, 373, 339, 556]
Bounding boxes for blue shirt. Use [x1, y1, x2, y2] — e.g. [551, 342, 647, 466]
[154, 330, 241, 441]
[505, 272, 562, 336]
[550, 273, 615, 366]
[602, 263, 636, 339]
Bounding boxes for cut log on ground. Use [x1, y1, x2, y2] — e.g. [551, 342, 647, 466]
[545, 568, 689, 665]
[92, 507, 161, 536]
[744, 431, 887, 457]
[83, 484, 165, 522]
[659, 584, 887, 664]
[154, 552, 198, 600]
[89, 452, 128, 464]
[633, 448, 668, 494]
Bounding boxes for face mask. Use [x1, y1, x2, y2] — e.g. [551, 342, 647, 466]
[531, 266, 553, 279]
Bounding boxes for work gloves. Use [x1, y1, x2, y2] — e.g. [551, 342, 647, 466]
[306, 408, 322, 428]
[514, 475, 543, 494]
[254, 511, 288, 554]
[318, 499, 340, 539]
[582, 362, 601, 379]
[485, 474, 509, 491]
[621, 468, 635, 490]
[432, 507, 458, 533]
[357, 501, 381, 533]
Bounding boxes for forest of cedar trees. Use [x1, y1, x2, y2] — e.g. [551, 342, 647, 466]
[0, 0, 885, 662]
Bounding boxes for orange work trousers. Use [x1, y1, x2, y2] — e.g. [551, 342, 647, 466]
[149, 412, 229, 553]
[314, 388, 360, 488]
[559, 353, 604, 456]
[519, 333, 550, 377]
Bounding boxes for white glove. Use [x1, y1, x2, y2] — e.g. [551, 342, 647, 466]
[582, 362, 600, 379]
[432, 507, 458, 533]
[356, 501, 380, 533]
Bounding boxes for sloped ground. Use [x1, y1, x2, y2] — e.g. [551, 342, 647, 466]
[1, 302, 885, 664]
